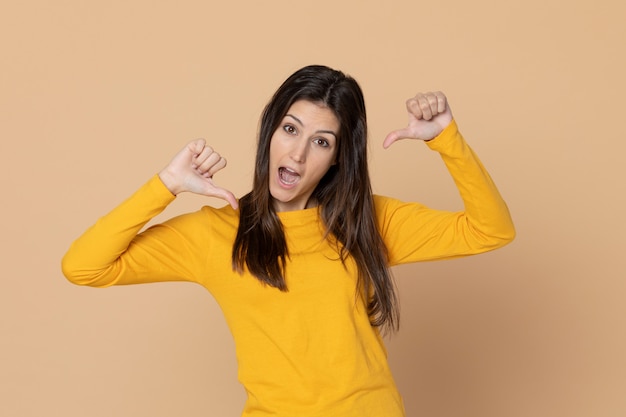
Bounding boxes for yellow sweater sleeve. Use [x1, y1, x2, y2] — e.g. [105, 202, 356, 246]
[375, 120, 515, 265]
[61, 175, 209, 287]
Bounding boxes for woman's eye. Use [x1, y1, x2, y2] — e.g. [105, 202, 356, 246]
[314, 138, 330, 147]
[283, 124, 297, 135]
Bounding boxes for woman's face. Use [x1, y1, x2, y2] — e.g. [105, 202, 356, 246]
[269, 100, 340, 212]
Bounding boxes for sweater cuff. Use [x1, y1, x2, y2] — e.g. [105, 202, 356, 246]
[425, 119, 460, 152]
[147, 174, 178, 203]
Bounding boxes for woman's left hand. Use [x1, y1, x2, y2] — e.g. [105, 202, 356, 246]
[383, 91, 453, 148]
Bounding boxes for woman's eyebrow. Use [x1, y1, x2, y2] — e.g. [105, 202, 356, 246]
[285, 114, 303, 126]
[285, 114, 338, 139]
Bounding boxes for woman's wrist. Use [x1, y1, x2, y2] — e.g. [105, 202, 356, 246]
[158, 169, 182, 196]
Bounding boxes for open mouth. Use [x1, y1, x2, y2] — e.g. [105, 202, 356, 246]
[279, 167, 300, 185]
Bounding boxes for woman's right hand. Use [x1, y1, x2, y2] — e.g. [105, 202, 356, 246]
[158, 139, 238, 209]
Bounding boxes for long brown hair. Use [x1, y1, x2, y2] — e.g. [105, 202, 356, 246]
[232, 65, 399, 332]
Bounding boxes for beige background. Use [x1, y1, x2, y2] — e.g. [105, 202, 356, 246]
[1, 1, 624, 416]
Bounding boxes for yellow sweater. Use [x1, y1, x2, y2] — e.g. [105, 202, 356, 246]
[62, 120, 515, 417]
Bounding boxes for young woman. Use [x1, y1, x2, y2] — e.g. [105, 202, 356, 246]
[62, 65, 515, 417]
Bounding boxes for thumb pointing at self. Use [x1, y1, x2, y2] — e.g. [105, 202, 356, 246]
[382, 127, 413, 149]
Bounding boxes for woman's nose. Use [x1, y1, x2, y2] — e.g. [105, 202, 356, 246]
[290, 139, 308, 163]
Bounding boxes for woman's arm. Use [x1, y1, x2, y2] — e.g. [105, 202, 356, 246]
[61, 139, 237, 286]
[378, 92, 515, 264]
